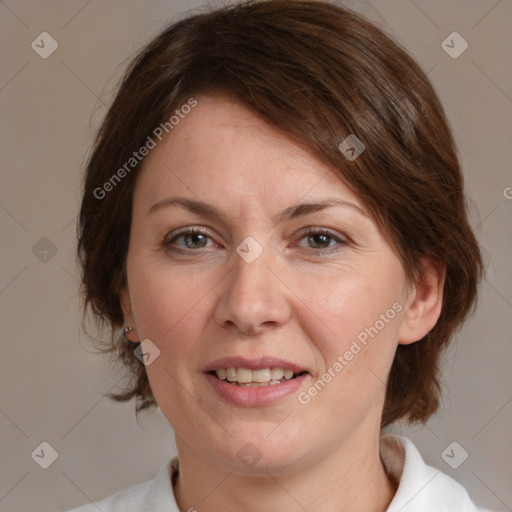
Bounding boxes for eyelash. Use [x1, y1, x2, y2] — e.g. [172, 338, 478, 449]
[163, 226, 348, 257]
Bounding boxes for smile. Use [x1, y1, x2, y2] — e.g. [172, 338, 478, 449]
[212, 367, 306, 387]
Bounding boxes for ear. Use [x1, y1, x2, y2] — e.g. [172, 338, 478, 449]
[398, 257, 446, 345]
[120, 285, 139, 343]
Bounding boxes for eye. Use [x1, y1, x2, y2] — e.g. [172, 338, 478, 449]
[162, 226, 347, 256]
[164, 227, 215, 252]
[296, 227, 347, 254]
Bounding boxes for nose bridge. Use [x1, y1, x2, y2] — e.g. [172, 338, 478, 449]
[214, 236, 290, 333]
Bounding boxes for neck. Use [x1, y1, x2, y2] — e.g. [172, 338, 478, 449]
[173, 428, 397, 512]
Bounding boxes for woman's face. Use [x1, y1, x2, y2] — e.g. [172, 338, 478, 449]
[122, 95, 415, 473]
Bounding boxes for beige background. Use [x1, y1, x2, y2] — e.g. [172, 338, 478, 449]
[0, 0, 511, 510]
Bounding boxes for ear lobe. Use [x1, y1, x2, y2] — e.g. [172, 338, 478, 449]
[398, 258, 446, 345]
[119, 286, 139, 343]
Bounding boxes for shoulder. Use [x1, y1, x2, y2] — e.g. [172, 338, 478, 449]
[381, 434, 496, 512]
[62, 459, 178, 512]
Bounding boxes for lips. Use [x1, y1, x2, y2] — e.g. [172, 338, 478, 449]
[202, 356, 308, 374]
[204, 371, 309, 407]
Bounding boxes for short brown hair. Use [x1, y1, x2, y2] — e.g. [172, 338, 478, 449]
[77, 0, 483, 428]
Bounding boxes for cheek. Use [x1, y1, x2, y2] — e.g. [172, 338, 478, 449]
[129, 257, 208, 334]
[300, 260, 404, 398]
[127, 261, 213, 419]
[304, 263, 403, 346]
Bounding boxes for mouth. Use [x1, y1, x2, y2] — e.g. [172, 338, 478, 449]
[208, 367, 309, 387]
[203, 356, 311, 406]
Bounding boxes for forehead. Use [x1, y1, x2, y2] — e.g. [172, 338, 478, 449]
[133, 94, 365, 215]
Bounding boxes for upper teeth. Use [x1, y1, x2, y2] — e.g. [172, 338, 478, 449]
[215, 367, 296, 383]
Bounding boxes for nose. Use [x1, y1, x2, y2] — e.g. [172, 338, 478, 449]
[214, 243, 292, 335]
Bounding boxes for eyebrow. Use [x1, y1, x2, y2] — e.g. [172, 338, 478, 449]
[147, 197, 367, 224]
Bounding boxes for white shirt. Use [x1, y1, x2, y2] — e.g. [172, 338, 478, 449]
[65, 434, 494, 511]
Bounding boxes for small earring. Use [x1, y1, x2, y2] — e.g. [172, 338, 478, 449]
[123, 326, 136, 343]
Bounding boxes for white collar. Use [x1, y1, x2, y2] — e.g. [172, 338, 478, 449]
[380, 434, 487, 511]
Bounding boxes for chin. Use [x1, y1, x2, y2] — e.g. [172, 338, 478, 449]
[212, 435, 309, 476]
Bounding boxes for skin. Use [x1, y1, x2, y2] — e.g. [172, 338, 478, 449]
[121, 95, 446, 512]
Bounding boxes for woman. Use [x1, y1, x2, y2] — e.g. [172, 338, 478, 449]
[69, 0, 491, 510]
